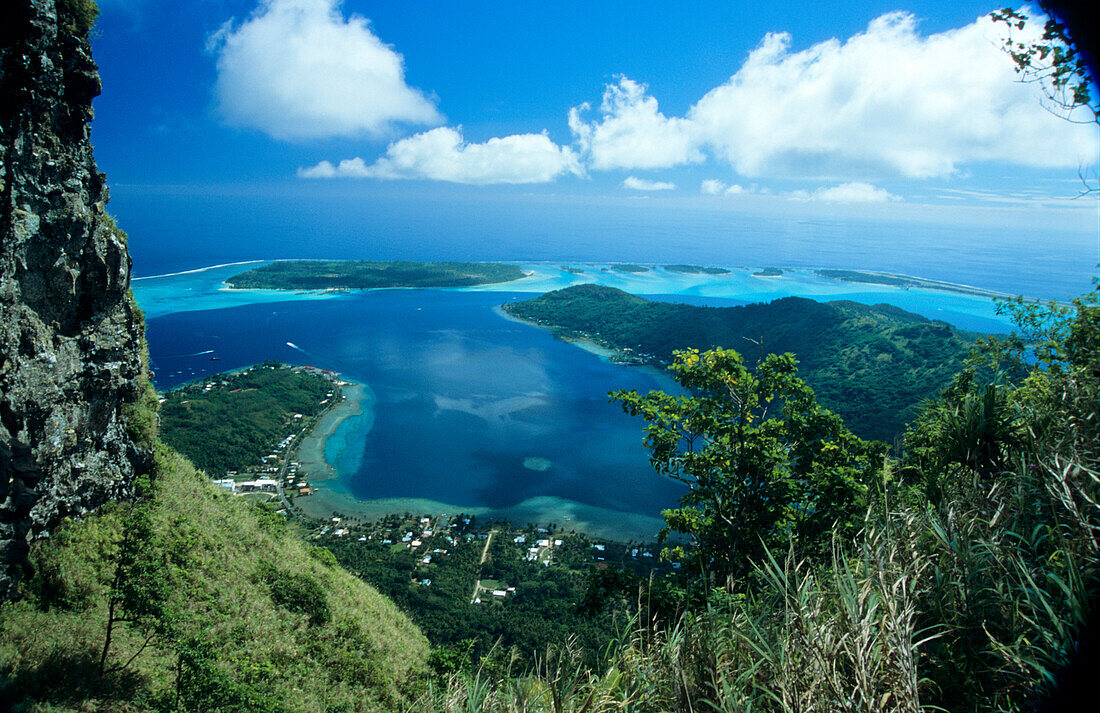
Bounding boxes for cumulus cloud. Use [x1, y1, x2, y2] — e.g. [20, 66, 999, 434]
[701, 179, 746, 195]
[209, 0, 440, 140]
[571, 11, 1097, 179]
[623, 176, 676, 191]
[569, 78, 703, 170]
[298, 127, 582, 184]
[790, 182, 901, 203]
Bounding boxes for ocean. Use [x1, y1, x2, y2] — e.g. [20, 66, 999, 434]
[116, 189, 1098, 300]
[135, 259, 1051, 539]
[123, 189, 1097, 539]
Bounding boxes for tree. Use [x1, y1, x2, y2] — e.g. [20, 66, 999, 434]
[612, 347, 883, 589]
[99, 505, 174, 676]
[991, 5, 1098, 194]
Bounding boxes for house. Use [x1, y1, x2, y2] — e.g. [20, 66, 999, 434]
[212, 479, 235, 492]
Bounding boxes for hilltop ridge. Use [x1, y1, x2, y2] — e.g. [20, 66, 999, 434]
[504, 284, 976, 439]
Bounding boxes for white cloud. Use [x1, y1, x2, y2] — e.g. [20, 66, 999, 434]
[569, 78, 703, 170]
[623, 176, 675, 191]
[298, 127, 581, 184]
[571, 11, 1097, 179]
[790, 182, 901, 203]
[209, 0, 440, 140]
[701, 179, 746, 195]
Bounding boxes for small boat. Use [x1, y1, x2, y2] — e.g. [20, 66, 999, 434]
[210, 356, 221, 361]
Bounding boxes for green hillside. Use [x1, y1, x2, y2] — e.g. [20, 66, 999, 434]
[503, 284, 977, 439]
[0, 445, 429, 712]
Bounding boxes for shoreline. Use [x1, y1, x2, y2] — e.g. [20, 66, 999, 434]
[157, 258, 1052, 303]
[132, 259, 266, 281]
[294, 381, 367, 486]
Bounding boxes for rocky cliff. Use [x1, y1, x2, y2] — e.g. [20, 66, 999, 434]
[0, 0, 148, 599]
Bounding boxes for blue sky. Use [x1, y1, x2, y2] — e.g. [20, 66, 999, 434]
[91, 0, 1097, 257]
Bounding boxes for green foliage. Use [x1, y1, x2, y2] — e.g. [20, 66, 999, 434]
[159, 363, 331, 474]
[57, 0, 100, 34]
[122, 372, 160, 451]
[256, 562, 331, 626]
[991, 7, 1097, 124]
[614, 347, 882, 586]
[226, 260, 526, 290]
[504, 285, 974, 439]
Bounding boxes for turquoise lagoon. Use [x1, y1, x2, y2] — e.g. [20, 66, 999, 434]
[134, 262, 1018, 539]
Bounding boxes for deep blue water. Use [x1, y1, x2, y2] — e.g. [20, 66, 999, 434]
[115, 190, 1098, 301]
[146, 291, 686, 518]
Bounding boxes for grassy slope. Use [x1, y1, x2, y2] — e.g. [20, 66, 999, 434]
[0, 445, 428, 712]
[503, 284, 975, 440]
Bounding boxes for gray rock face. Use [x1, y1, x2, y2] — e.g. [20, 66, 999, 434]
[1, 0, 149, 599]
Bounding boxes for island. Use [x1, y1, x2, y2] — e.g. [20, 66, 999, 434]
[159, 362, 338, 478]
[225, 260, 527, 290]
[814, 268, 1013, 298]
[611, 263, 650, 273]
[754, 267, 784, 276]
[502, 284, 977, 440]
[663, 264, 733, 275]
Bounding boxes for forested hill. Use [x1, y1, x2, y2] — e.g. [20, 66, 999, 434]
[504, 284, 977, 439]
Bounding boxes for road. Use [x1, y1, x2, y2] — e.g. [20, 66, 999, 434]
[470, 529, 497, 603]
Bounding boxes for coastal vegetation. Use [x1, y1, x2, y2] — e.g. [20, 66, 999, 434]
[664, 264, 732, 274]
[815, 268, 922, 287]
[159, 363, 333, 475]
[225, 260, 526, 290]
[503, 284, 976, 440]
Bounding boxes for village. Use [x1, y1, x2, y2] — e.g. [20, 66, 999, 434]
[306, 509, 672, 610]
[184, 364, 348, 503]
